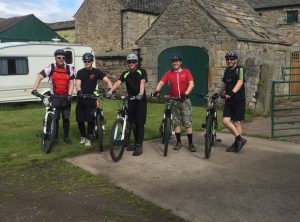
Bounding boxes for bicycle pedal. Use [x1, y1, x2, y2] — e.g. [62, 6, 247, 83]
[216, 139, 222, 142]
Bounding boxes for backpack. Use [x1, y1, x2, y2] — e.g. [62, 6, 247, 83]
[49, 63, 71, 79]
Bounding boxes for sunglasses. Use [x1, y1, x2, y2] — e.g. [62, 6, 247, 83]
[171, 59, 181, 63]
[127, 60, 137, 64]
[226, 58, 236, 61]
[56, 56, 65, 60]
[84, 60, 92, 63]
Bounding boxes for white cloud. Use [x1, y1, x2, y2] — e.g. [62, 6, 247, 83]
[0, 0, 84, 22]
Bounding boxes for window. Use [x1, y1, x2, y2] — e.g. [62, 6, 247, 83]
[287, 10, 298, 24]
[0, 57, 28, 75]
[65, 51, 73, 64]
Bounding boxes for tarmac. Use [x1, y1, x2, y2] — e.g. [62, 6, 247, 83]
[66, 132, 300, 222]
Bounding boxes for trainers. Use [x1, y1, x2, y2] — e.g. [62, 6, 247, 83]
[127, 144, 136, 151]
[80, 137, 86, 144]
[85, 139, 91, 147]
[189, 143, 196, 152]
[235, 137, 247, 152]
[133, 144, 143, 156]
[226, 141, 237, 152]
[64, 137, 72, 144]
[173, 142, 182, 150]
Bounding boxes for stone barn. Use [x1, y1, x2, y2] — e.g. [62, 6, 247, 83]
[136, 0, 291, 113]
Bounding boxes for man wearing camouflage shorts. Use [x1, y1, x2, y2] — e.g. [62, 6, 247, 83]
[153, 54, 195, 152]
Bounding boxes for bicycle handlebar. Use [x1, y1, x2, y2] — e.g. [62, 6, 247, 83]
[195, 93, 226, 100]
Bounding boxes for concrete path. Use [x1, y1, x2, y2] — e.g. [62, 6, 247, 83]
[66, 133, 300, 222]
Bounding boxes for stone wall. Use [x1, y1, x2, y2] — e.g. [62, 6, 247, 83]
[75, 0, 124, 53]
[137, 0, 289, 113]
[122, 11, 157, 49]
[257, 6, 300, 44]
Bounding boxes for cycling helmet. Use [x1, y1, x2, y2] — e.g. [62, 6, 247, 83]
[126, 53, 138, 61]
[54, 49, 65, 57]
[171, 53, 182, 61]
[82, 53, 94, 61]
[225, 51, 238, 59]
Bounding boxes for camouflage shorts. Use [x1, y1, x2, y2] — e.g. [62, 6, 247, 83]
[171, 99, 192, 128]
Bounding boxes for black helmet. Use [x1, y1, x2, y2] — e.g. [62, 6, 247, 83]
[171, 53, 182, 61]
[225, 51, 238, 59]
[54, 49, 65, 57]
[82, 53, 94, 61]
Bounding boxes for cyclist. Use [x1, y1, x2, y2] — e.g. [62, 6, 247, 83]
[76, 53, 113, 147]
[153, 54, 196, 152]
[31, 49, 74, 144]
[106, 53, 147, 156]
[215, 50, 247, 152]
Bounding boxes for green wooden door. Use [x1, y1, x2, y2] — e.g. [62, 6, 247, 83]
[158, 46, 208, 106]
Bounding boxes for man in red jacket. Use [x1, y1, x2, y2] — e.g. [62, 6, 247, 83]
[153, 54, 195, 152]
[32, 49, 74, 144]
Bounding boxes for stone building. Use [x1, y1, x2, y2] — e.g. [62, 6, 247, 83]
[137, 0, 290, 113]
[74, 0, 300, 113]
[74, 0, 171, 53]
[48, 20, 75, 43]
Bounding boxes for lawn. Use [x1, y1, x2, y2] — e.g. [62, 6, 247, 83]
[0, 99, 212, 222]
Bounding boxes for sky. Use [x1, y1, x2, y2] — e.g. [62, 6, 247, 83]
[0, 0, 84, 23]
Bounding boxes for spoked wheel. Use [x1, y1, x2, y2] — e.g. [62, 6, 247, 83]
[204, 114, 214, 159]
[41, 113, 56, 153]
[96, 114, 104, 152]
[109, 118, 126, 162]
[163, 117, 171, 157]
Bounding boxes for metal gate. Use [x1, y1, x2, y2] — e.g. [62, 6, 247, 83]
[158, 46, 208, 106]
[271, 80, 300, 139]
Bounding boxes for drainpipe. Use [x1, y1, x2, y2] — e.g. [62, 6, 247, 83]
[121, 10, 124, 50]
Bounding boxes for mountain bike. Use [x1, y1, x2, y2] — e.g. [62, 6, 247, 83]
[154, 95, 178, 157]
[197, 93, 225, 159]
[109, 95, 137, 162]
[34, 92, 62, 153]
[81, 90, 107, 152]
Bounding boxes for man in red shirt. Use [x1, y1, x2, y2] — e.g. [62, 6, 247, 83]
[32, 49, 74, 144]
[153, 54, 195, 152]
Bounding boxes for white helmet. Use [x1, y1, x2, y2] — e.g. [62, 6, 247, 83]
[126, 53, 138, 61]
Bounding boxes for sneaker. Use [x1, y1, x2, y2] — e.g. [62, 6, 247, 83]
[235, 137, 247, 152]
[64, 137, 72, 144]
[189, 143, 196, 152]
[226, 141, 237, 152]
[85, 139, 91, 147]
[80, 137, 86, 144]
[127, 144, 136, 151]
[133, 144, 143, 156]
[173, 142, 182, 150]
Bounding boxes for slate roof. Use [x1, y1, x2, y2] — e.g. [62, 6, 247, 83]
[246, 0, 300, 9]
[48, 20, 75, 30]
[0, 14, 31, 33]
[118, 0, 172, 14]
[195, 0, 288, 44]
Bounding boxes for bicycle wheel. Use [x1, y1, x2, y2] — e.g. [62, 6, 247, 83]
[41, 113, 56, 153]
[204, 114, 214, 159]
[96, 114, 104, 152]
[109, 118, 126, 162]
[159, 119, 165, 144]
[163, 117, 171, 157]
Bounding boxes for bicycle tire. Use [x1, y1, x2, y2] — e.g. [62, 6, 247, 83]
[204, 114, 214, 159]
[109, 118, 126, 162]
[41, 113, 56, 153]
[160, 119, 165, 144]
[96, 114, 104, 152]
[163, 117, 171, 157]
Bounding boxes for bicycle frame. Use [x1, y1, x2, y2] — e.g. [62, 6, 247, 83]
[42, 96, 55, 134]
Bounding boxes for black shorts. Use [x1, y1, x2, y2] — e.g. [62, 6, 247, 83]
[51, 97, 71, 120]
[223, 101, 245, 121]
[128, 100, 147, 125]
[76, 98, 96, 122]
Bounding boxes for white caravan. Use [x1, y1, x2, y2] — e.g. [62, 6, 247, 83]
[0, 42, 94, 103]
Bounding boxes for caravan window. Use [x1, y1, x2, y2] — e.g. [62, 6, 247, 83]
[65, 51, 73, 64]
[0, 57, 29, 75]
